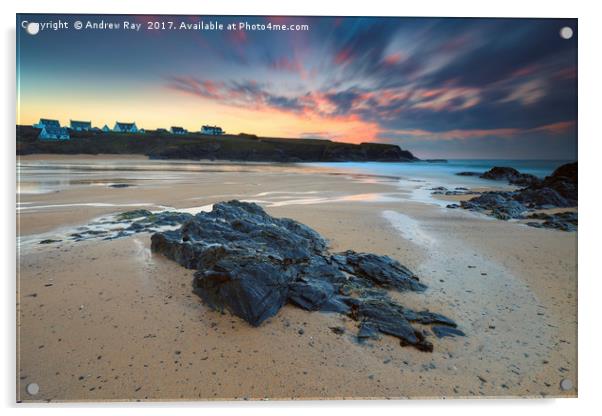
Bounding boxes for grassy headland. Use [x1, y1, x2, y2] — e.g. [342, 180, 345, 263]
[16, 126, 417, 163]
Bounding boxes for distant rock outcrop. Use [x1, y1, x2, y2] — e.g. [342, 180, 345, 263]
[151, 201, 461, 351]
[456, 166, 540, 186]
[479, 166, 541, 187]
[448, 162, 577, 231]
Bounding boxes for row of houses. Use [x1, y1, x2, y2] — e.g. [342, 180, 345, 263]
[167, 125, 225, 135]
[33, 118, 225, 140]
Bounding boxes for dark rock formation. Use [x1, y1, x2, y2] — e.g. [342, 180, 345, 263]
[116, 209, 153, 220]
[526, 211, 577, 232]
[452, 162, 577, 231]
[432, 326, 466, 338]
[512, 187, 571, 209]
[527, 162, 577, 206]
[429, 186, 478, 196]
[456, 166, 540, 186]
[551, 162, 577, 180]
[39, 239, 62, 244]
[460, 192, 527, 220]
[333, 250, 426, 292]
[151, 201, 461, 350]
[479, 166, 541, 187]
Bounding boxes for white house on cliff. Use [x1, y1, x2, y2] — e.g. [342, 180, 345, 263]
[35, 118, 61, 129]
[35, 118, 70, 140]
[200, 125, 224, 135]
[70, 120, 92, 131]
[113, 121, 138, 133]
[170, 126, 187, 135]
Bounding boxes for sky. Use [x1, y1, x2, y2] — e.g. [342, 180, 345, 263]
[17, 14, 577, 159]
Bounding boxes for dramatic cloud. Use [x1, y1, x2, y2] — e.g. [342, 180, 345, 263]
[18, 14, 577, 158]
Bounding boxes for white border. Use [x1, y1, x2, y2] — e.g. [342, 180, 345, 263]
[3, 0, 600, 414]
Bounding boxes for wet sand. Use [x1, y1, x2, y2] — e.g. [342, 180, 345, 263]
[16, 156, 577, 401]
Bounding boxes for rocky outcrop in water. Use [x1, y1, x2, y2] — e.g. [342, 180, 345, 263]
[449, 162, 577, 230]
[151, 200, 461, 351]
[456, 166, 540, 186]
[525, 162, 577, 206]
[480, 166, 541, 187]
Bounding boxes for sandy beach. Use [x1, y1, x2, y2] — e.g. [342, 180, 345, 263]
[16, 155, 577, 401]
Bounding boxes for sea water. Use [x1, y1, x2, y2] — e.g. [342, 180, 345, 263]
[306, 160, 571, 187]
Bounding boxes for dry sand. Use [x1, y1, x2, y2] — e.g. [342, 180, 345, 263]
[16, 156, 577, 401]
